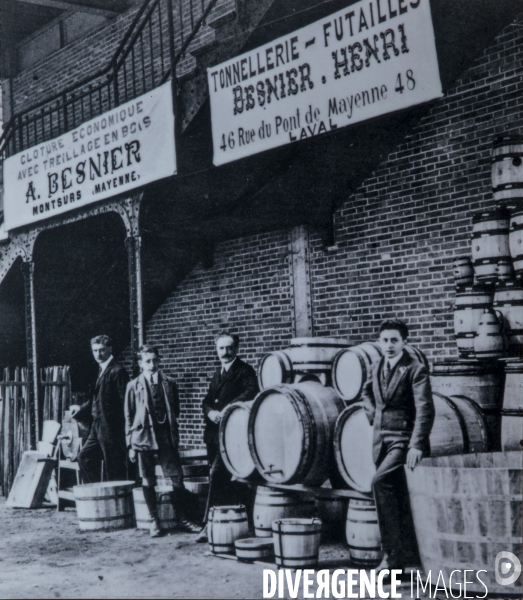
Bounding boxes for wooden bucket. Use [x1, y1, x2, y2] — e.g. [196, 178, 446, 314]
[454, 286, 494, 357]
[257, 350, 293, 390]
[509, 208, 523, 276]
[272, 517, 322, 568]
[333, 395, 488, 493]
[253, 486, 315, 537]
[208, 505, 249, 554]
[132, 486, 176, 530]
[73, 481, 135, 531]
[494, 280, 523, 346]
[219, 400, 257, 480]
[346, 499, 382, 567]
[234, 537, 274, 562]
[501, 360, 523, 451]
[406, 451, 523, 596]
[331, 342, 428, 402]
[492, 135, 523, 209]
[471, 209, 510, 284]
[333, 404, 376, 493]
[248, 381, 344, 486]
[453, 256, 474, 288]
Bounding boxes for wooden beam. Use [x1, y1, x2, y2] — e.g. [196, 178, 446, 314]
[13, 0, 128, 17]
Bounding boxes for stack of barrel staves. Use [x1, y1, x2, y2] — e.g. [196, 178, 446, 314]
[212, 331, 504, 571]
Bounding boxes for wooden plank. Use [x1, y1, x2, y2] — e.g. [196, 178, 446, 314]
[6, 451, 55, 509]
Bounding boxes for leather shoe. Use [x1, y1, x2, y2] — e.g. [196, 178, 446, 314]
[375, 554, 404, 573]
[150, 519, 162, 538]
[177, 517, 201, 534]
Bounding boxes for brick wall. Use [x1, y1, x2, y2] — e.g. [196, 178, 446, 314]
[135, 229, 294, 448]
[137, 16, 523, 447]
[309, 16, 523, 360]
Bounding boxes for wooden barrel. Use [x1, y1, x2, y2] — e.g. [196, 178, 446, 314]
[453, 256, 474, 288]
[315, 493, 347, 541]
[492, 135, 523, 209]
[333, 404, 376, 493]
[502, 360, 523, 451]
[333, 395, 488, 492]
[496, 257, 514, 282]
[454, 286, 494, 357]
[73, 481, 135, 531]
[286, 337, 350, 386]
[219, 400, 257, 480]
[430, 359, 504, 412]
[346, 499, 382, 567]
[272, 517, 322, 568]
[208, 505, 249, 554]
[257, 350, 293, 390]
[509, 208, 523, 276]
[234, 538, 274, 562]
[253, 486, 315, 537]
[331, 342, 429, 402]
[248, 381, 344, 486]
[471, 209, 510, 284]
[406, 451, 523, 596]
[132, 486, 176, 530]
[494, 280, 523, 347]
[473, 309, 506, 359]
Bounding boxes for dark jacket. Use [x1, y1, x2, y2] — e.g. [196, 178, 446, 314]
[361, 350, 434, 463]
[74, 358, 129, 443]
[202, 357, 259, 446]
[124, 372, 180, 451]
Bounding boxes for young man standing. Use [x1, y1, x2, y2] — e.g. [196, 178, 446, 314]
[361, 319, 434, 572]
[125, 345, 200, 537]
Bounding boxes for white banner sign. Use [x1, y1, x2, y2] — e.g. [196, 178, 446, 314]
[4, 81, 176, 231]
[208, 0, 442, 166]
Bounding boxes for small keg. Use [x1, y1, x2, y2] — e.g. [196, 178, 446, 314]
[473, 309, 506, 359]
[453, 256, 474, 288]
[471, 209, 510, 285]
[492, 135, 523, 210]
[509, 208, 523, 277]
[493, 280, 523, 347]
[454, 286, 494, 357]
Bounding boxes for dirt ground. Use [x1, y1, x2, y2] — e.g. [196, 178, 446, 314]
[0, 498, 440, 600]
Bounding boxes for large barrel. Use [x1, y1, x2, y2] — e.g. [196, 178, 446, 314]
[73, 481, 135, 531]
[272, 518, 322, 568]
[257, 351, 294, 390]
[406, 451, 523, 596]
[253, 486, 315, 537]
[333, 395, 488, 492]
[501, 360, 523, 451]
[248, 381, 344, 486]
[492, 135, 523, 209]
[345, 499, 382, 567]
[219, 400, 257, 480]
[207, 505, 249, 554]
[132, 486, 176, 530]
[509, 208, 523, 276]
[331, 342, 429, 402]
[453, 286, 494, 357]
[471, 209, 510, 284]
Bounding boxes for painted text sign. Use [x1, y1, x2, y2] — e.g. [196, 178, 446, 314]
[4, 81, 176, 231]
[208, 0, 442, 165]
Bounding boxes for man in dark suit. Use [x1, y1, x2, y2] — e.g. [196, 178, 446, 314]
[125, 345, 200, 537]
[361, 319, 434, 573]
[71, 335, 129, 483]
[202, 331, 259, 504]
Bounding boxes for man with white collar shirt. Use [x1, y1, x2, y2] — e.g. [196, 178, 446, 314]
[71, 335, 129, 483]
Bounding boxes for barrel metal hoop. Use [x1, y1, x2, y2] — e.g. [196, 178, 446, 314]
[275, 554, 319, 560]
[492, 182, 523, 191]
[501, 409, 523, 416]
[348, 544, 382, 551]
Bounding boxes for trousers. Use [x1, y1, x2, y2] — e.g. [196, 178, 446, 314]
[77, 418, 127, 483]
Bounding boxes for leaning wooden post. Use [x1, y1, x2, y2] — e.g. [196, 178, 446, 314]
[21, 260, 38, 448]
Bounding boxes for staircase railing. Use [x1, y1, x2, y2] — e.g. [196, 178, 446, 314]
[0, 0, 218, 163]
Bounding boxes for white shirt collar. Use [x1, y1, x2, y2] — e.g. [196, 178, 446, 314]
[221, 357, 237, 373]
[99, 355, 113, 375]
[386, 352, 403, 370]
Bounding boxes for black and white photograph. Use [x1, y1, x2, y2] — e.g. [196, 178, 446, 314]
[0, 0, 521, 597]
